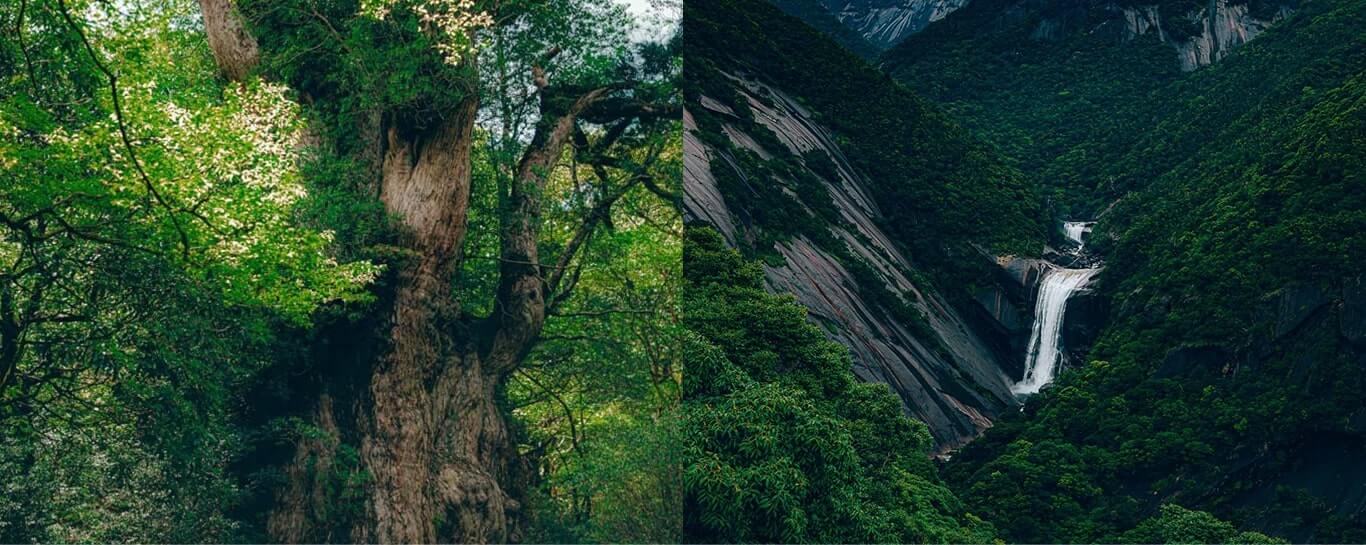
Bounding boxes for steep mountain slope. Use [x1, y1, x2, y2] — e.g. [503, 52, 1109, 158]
[883, 0, 1295, 214]
[684, 0, 1048, 448]
[682, 228, 998, 542]
[930, 0, 1366, 541]
[772, 0, 971, 53]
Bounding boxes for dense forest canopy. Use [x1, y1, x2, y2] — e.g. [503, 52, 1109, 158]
[0, 0, 680, 541]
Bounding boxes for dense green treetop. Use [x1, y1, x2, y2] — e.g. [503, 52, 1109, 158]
[0, 0, 376, 540]
[681, 227, 997, 544]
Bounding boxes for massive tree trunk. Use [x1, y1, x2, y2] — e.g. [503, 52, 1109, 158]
[355, 102, 524, 544]
[268, 107, 521, 543]
[198, 5, 627, 542]
[197, 0, 259, 81]
[267, 103, 525, 544]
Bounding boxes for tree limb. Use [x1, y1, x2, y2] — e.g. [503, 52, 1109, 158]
[481, 83, 618, 371]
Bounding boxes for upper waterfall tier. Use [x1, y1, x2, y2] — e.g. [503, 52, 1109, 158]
[1063, 221, 1095, 251]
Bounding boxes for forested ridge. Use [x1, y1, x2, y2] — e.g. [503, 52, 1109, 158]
[0, 0, 680, 542]
[874, 0, 1366, 539]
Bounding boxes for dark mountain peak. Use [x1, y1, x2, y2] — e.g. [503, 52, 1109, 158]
[771, 0, 973, 53]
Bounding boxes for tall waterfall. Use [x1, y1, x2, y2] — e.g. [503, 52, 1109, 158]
[1063, 221, 1094, 250]
[1012, 266, 1100, 395]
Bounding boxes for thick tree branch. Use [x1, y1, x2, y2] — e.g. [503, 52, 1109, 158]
[481, 72, 680, 372]
[530, 46, 563, 90]
[481, 83, 617, 371]
[580, 97, 681, 125]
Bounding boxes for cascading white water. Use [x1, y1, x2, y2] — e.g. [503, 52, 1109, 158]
[1012, 266, 1100, 395]
[1063, 221, 1094, 251]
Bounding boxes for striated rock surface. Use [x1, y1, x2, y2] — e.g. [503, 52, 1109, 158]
[1115, 0, 1295, 70]
[684, 72, 1021, 449]
[683, 110, 740, 246]
[833, 0, 973, 49]
[983, 0, 1294, 70]
[1118, 5, 1166, 40]
[971, 255, 1049, 373]
[774, 0, 972, 51]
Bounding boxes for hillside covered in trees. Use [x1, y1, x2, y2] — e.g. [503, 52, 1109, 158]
[682, 0, 1366, 542]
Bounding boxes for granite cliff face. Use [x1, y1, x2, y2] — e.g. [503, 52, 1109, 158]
[1114, 0, 1295, 70]
[772, 0, 971, 52]
[1021, 0, 1295, 70]
[684, 72, 1026, 449]
[835, 0, 973, 49]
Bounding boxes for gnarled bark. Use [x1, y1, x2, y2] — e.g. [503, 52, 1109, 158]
[348, 85, 617, 541]
[197, 0, 259, 81]
[354, 100, 515, 544]
[263, 97, 516, 545]
[266, 394, 342, 542]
